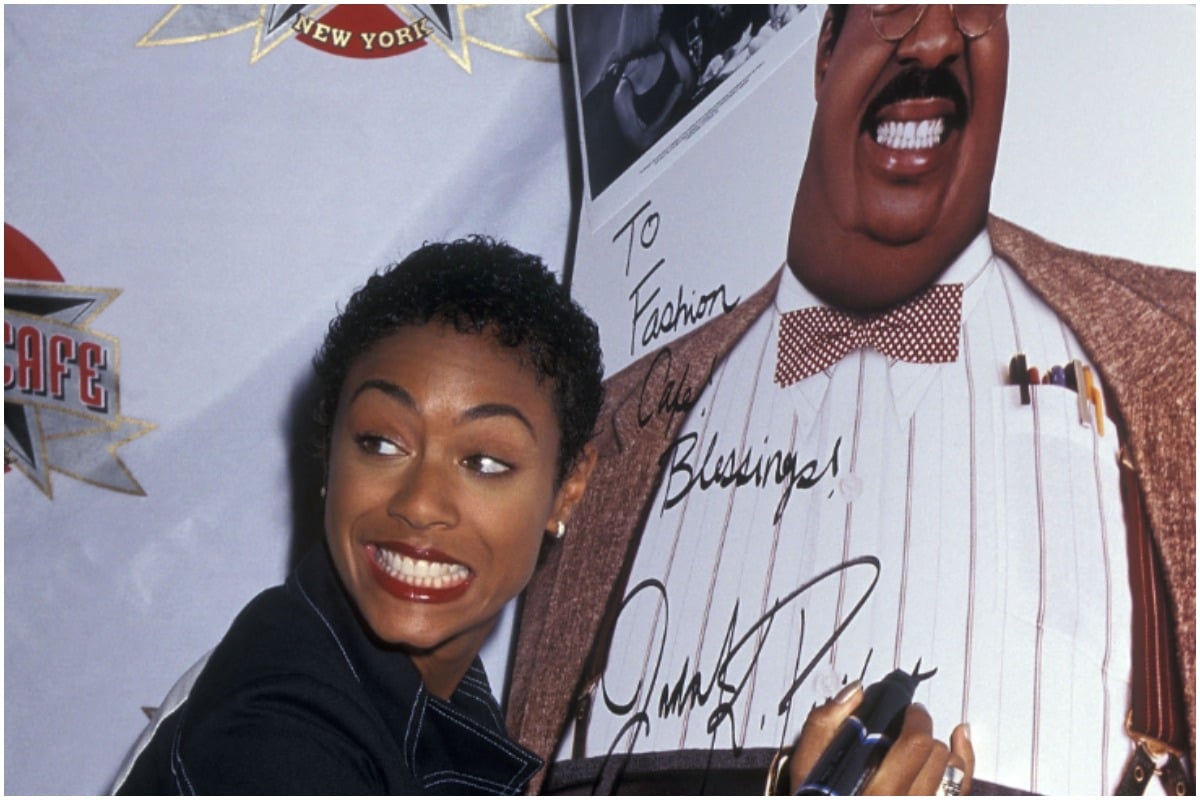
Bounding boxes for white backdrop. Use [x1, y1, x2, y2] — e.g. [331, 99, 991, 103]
[3, 5, 1194, 795]
[4, 5, 576, 793]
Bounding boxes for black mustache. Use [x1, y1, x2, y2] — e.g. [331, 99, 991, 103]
[864, 66, 968, 123]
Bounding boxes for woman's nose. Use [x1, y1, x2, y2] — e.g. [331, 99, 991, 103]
[386, 457, 457, 530]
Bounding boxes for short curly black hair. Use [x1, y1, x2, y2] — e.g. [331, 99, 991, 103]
[313, 236, 604, 485]
[827, 5, 849, 46]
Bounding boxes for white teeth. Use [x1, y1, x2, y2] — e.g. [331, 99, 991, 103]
[375, 546, 470, 589]
[874, 117, 946, 150]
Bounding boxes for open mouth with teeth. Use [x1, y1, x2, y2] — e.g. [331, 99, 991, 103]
[365, 542, 473, 602]
[874, 117, 947, 151]
[864, 100, 962, 157]
[862, 67, 967, 155]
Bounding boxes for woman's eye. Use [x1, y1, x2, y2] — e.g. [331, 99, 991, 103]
[463, 454, 512, 475]
[355, 434, 404, 457]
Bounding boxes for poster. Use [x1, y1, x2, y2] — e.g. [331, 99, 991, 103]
[508, 4, 1196, 796]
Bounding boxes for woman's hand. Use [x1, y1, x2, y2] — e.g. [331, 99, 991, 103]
[785, 682, 974, 795]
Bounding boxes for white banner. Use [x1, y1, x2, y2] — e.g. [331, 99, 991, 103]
[4, 4, 1194, 795]
[5, 5, 572, 793]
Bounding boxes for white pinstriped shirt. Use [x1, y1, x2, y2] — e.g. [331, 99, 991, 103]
[568, 232, 1135, 795]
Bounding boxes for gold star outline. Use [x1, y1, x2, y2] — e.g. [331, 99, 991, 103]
[137, 4, 560, 70]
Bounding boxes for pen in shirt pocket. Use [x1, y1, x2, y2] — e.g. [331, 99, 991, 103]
[1007, 353, 1105, 435]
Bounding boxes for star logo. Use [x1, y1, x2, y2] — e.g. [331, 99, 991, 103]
[137, 4, 559, 70]
[4, 226, 154, 497]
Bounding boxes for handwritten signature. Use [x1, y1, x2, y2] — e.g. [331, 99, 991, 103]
[594, 556, 880, 757]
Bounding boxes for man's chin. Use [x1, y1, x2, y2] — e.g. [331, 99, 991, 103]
[855, 188, 988, 246]
[856, 212, 943, 249]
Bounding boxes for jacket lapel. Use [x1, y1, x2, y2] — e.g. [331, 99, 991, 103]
[989, 215, 1196, 751]
[507, 270, 782, 779]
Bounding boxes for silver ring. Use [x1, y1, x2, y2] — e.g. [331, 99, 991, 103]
[937, 765, 965, 796]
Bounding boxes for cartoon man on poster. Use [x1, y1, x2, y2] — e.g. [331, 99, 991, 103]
[509, 5, 1195, 795]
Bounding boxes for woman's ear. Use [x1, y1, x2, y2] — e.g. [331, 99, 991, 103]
[546, 443, 598, 537]
[815, 7, 838, 95]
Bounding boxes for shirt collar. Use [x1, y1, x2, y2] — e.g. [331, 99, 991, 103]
[293, 546, 542, 793]
[775, 227, 995, 319]
[773, 229, 998, 421]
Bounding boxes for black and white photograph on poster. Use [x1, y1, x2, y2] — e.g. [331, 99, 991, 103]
[570, 4, 812, 224]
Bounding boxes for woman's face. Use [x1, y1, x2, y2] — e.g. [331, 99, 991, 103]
[323, 322, 590, 693]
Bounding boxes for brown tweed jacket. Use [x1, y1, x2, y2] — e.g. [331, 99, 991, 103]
[508, 216, 1196, 790]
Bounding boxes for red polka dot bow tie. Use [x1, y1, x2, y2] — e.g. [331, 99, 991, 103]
[774, 283, 964, 387]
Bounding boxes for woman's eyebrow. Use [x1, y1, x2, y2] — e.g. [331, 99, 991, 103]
[351, 379, 536, 438]
[460, 403, 536, 439]
[351, 378, 415, 408]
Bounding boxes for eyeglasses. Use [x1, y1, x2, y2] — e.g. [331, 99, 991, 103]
[869, 5, 1007, 43]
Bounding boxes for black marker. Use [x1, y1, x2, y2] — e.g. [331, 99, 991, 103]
[795, 662, 937, 795]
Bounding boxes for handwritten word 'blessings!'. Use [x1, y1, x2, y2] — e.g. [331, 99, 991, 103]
[660, 432, 842, 524]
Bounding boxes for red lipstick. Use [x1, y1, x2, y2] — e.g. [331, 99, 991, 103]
[364, 542, 472, 603]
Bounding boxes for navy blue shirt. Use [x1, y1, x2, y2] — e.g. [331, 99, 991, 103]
[116, 545, 541, 794]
